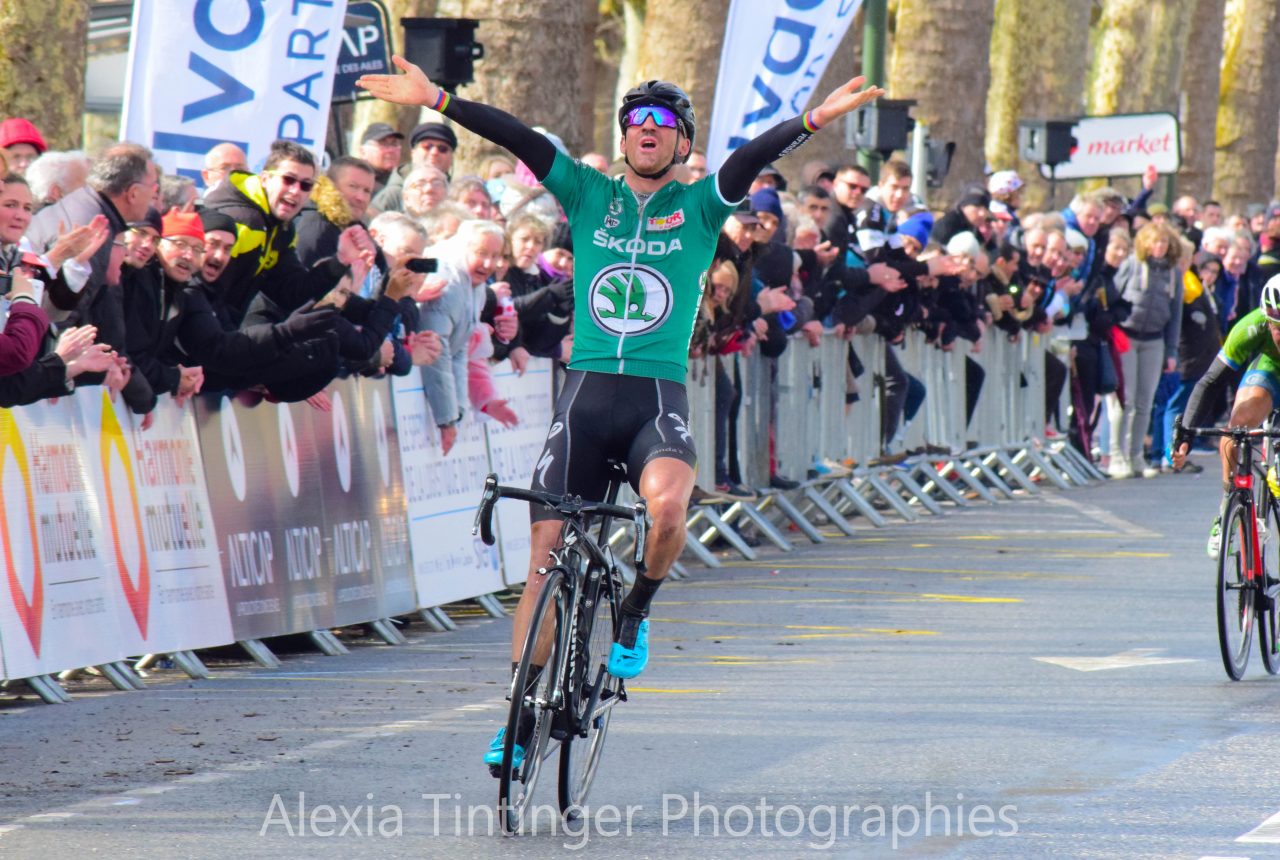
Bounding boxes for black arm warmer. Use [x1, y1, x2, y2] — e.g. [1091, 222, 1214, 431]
[1181, 357, 1239, 435]
[716, 116, 814, 203]
[442, 96, 559, 181]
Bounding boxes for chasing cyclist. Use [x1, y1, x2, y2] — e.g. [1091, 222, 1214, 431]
[1173, 275, 1280, 555]
[357, 57, 883, 771]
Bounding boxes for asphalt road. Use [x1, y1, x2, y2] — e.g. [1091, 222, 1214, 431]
[4, 460, 1280, 859]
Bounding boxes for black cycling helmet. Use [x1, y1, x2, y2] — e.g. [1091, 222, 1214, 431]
[618, 80, 696, 155]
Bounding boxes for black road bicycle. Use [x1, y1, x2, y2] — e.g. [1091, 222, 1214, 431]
[473, 467, 649, 835]
[1182, 419, 1280, 680]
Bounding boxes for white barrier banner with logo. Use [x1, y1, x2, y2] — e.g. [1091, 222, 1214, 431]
[706, 0, 862, 169]
[393, 370, 503, 608]
[0, 398, 123, 680]
[122, 0, 350, 185]
[77, 392, 233, 657]
[1037, 113, 1181, 180]
[484, 360, 556, 586]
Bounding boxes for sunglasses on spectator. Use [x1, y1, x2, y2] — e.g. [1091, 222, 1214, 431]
[162, 237, 206, 256]
[624, 105, 679, 130]
[840, 178, 872, 192]
[268, 172, 315, 193]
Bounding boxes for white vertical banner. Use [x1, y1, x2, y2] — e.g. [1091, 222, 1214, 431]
[122, 0, 350, 185]
[706, 0, 863, 170]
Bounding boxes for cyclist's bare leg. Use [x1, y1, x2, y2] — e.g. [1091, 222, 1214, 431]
[507, 457, 694, 663]
[1220, 386, 1273, 486]
[635, 456, 697, 583]
[510, 520, 562, 664]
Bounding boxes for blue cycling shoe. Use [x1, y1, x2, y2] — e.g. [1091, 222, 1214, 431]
[484, 727, 524, 770]
[607, 615, 649, 679]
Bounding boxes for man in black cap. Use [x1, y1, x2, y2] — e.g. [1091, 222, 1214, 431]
[370, 122, 458, 216]
[357, 122, 404, 192]
[931, 186, 991, 247]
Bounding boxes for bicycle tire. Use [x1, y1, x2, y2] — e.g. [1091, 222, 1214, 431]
[1261, 480, 1280, 675]
[499, 567, 567, 835]
[1218, 496, 1256, 681]
[558, 566, 624, 815]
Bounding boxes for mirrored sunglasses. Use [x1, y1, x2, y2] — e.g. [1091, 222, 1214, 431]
[624, 105, 679, 130]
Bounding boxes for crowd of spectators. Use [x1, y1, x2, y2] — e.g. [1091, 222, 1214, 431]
[0, 111, 1272, 491]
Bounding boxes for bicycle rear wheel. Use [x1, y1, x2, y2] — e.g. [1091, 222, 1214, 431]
[558, 567, 623, 815]
[499, 567, 567, 835]
[1218, 496, 1256, 681]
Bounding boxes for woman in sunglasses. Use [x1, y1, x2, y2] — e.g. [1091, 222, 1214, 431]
[359, 56, 884, 772]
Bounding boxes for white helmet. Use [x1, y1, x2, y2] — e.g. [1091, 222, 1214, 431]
[1262, 274, 1280, 323]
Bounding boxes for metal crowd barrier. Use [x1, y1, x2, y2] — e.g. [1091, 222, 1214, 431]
[679, 327, 1105, 560]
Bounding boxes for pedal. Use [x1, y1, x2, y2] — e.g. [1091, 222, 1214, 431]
[488, 764, 502, 779]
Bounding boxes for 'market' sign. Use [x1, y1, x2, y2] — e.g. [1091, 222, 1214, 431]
[122, 0, 350, 186]
[1038, 112, 1181, 181]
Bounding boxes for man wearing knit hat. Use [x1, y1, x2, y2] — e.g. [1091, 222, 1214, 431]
[198, 209, 238, 285]
[121, 209, 206, 403]
[0, 118, 47, 176]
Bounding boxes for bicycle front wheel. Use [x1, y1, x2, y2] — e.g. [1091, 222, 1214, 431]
[1218, 496, 1256, 681]
[1260, 489, 1280, 674]
[558, 567, 623, 815]
[499, 567, 567, 835]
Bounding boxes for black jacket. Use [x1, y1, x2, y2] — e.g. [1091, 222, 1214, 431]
[202, 171, 348, 325]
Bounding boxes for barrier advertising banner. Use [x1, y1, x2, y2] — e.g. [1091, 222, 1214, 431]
[706, 0, 863, 169]
[484, 360, 556, 586]
[0, 398, 123, 680]
[122, 0, 350, 184]
[310, 378, 416, 623]
[393, 368, 503, 608]
[196, 394, 334, 640]
[76, 392, 233, 657]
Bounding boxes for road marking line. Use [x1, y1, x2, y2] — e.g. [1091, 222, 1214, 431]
[651, 617, 938, 635]
[627, 687, 725, 694]
[1239, 807, 1280, 842]
[1035, 649, 1200, 672]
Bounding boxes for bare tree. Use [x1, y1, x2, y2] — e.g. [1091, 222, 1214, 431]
[1178, 0, 1226, 200]
[985, 0, 1091, 210]
[0, 1, 90, 149]
[1213, 0, 1280, 211]
[890, 0, 995, 207]
[426, 0, 593, 174]
[1088, 0, 1193, 116]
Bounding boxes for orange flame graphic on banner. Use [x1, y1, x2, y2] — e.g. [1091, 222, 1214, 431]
[100, 392, 150, 638]
[0, 410, 42, 656]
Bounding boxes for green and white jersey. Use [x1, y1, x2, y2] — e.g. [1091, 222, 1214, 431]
[1220, 308, 1280, 374]
[541, 150, 737, 383]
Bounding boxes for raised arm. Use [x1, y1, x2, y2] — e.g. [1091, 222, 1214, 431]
[358, 56, 558, 181]
[718, 75, 885, 203]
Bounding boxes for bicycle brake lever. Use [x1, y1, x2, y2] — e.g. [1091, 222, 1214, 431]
[633, 501, 649, 575]
[473, 474, 499, 544]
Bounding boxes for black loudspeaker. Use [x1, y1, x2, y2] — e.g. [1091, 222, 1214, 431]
[848, 99, 916, 154]
[1017, 119, 1077, 167]
[400, 18, 485, 91]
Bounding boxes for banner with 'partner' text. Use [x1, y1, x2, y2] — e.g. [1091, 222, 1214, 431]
[122, 0, 350, 185]
[706, 0, 862, 170]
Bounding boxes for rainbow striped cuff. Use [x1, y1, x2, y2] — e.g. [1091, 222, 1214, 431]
[433, 90, 451, 112]
[802, 111, 821, 133]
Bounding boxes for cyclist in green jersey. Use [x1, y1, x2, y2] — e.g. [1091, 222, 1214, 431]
[359, 56, 884, 771]
[1174, 275, 1280, 555]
